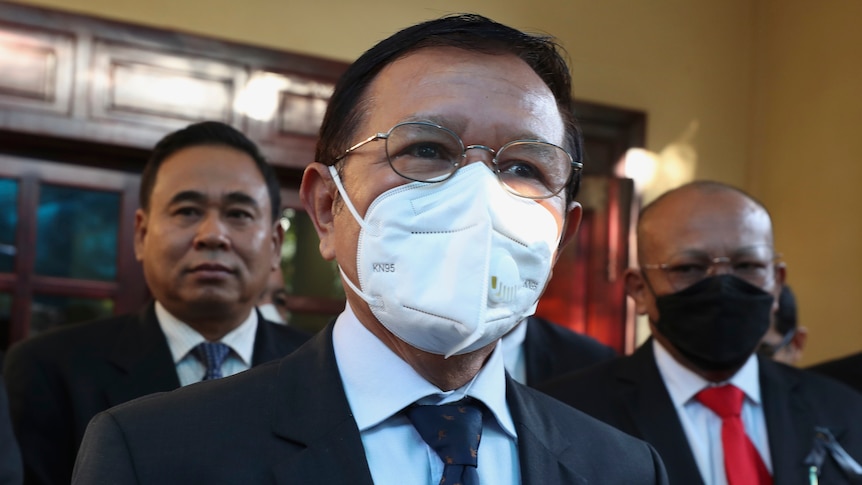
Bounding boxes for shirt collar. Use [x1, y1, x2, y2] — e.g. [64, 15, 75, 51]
[500, 319, 528, 384]
[653, 338, 762, 406]
[155, 301, 258, 365]
[332, 303, 517, 439]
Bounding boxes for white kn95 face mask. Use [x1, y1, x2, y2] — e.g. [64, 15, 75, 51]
[329, 162, 561, 357]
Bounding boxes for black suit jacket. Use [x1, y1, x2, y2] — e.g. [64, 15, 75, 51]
[3, 303, 309, 485]
[72, 324, 669, 485]
[523, 316, 617, 386]
[540, 342, 862, 485]
[808, 351, 862, 393]
[0, 377, 22, 485]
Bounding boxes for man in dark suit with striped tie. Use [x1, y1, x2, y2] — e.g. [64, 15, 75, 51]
[4, 121, 309, 485]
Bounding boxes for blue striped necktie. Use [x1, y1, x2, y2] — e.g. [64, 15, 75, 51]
[192, 342, 231, 381]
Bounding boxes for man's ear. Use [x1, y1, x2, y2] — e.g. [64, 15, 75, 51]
[624, 267, 650, 316]
[299, 162, 337, 261]
[270, 219, 285, 271]
[133, 209, 147, 262]
[771, 262, 788, 313]
[557, 201, 583, 256]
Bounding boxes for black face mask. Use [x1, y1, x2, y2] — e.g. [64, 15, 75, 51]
[654, 274, 775, 372]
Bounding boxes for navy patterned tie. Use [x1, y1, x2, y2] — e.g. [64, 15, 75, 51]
[406, 399, 483, 485]
[192, 342, 231, 380]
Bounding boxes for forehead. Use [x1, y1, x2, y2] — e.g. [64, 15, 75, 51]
[640, 189, 773, 259]
[151, 145, 270, 207]
[361, 46, 565, 145]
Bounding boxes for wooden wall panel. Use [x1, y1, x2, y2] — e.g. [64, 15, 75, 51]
[90, 40, 245, 127]
[0, 1, 347, 172]
[0, 20, 73, 114]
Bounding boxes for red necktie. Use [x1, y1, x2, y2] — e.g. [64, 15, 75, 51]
[696, 385, 773, 485]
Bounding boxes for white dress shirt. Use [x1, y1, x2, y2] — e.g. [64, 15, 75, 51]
[155, 302, 257, 386]
[501, 320, 528, 384]
[333, 303, 521, 485]
[653, 339, 773, 485]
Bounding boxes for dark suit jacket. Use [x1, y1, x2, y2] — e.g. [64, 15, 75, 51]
[72, 324, 669, 485]
[540, 342, 862, 485]
[523, 316, 617, 386]
[808, 351, 862, 393]
[0, 377, 22, 485]
[3, 303, 309, 485]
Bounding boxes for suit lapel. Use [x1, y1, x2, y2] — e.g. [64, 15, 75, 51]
[104, 304, 180, 407]
[269, 325, 374, 485]
[760, 358, 815, 484]
[507, 377, 588, 485]
[616, 344, 705, 485]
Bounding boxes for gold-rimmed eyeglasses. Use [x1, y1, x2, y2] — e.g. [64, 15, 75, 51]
[334, 121, 582, 199]
[641, 246, 781, 292]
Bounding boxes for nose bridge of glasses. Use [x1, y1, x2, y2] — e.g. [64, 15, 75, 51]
[706, 256, 733, 276]
[463, 144, 498, 169]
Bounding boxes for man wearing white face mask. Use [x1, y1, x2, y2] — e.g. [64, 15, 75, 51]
[73, 14, 668, 485]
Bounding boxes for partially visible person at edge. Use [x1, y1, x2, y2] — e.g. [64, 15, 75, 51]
[542, 181, 862, 485]
[757, 285, 807, 366]
[4, 121, 310, 485]
[71, 14, 667, 485]
[808, 292, 862, 392]
[257, 265, 291, 324]
[0, 365, 22, 485]
[809, 349, 862, 394]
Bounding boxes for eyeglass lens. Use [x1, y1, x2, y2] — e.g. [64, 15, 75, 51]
[383, 122, 572, 199]
[661, 246, 776, 291]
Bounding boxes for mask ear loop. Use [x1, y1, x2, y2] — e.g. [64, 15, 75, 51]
[328, 165, 369, 232]
[326, 165, 378, 308]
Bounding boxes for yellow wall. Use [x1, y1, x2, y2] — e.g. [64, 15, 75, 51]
[749, 0, 862, 365]
[11, 0, 861, 365]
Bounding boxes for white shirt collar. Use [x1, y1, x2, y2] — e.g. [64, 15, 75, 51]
[155, 301, 258, 365]
[653, 338, 762, 406]
[332, 303, 517, 438]
[500, 319, 528, 384]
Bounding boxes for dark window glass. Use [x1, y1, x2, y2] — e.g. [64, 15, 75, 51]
[0, 293, 11, 351]
[35, 185, 120, 281]
[0, 178, 18, 273]
[30, 294, 113, 336]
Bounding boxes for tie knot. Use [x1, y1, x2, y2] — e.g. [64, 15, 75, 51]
[406, 399, 483, 467]
[697, 384, 744, 418]
[192, 342, 231, 380]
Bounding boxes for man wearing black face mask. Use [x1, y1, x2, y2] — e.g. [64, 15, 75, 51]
[542, 181, 862, 485]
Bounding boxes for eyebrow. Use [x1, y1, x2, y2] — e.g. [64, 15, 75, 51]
[674, 245, 773, 258]
[167, 190, 262, 211]
[168, 190, 206, 207]
[403, 115, 546, 144]
[223, 192, 260, 210]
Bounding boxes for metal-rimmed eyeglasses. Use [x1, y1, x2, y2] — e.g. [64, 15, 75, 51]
[641, 245, 781, 292]
[334, 120, 582, 199]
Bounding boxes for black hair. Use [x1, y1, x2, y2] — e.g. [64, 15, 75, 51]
[314, 13, 582, 201]
[139, 121, 281, 221]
